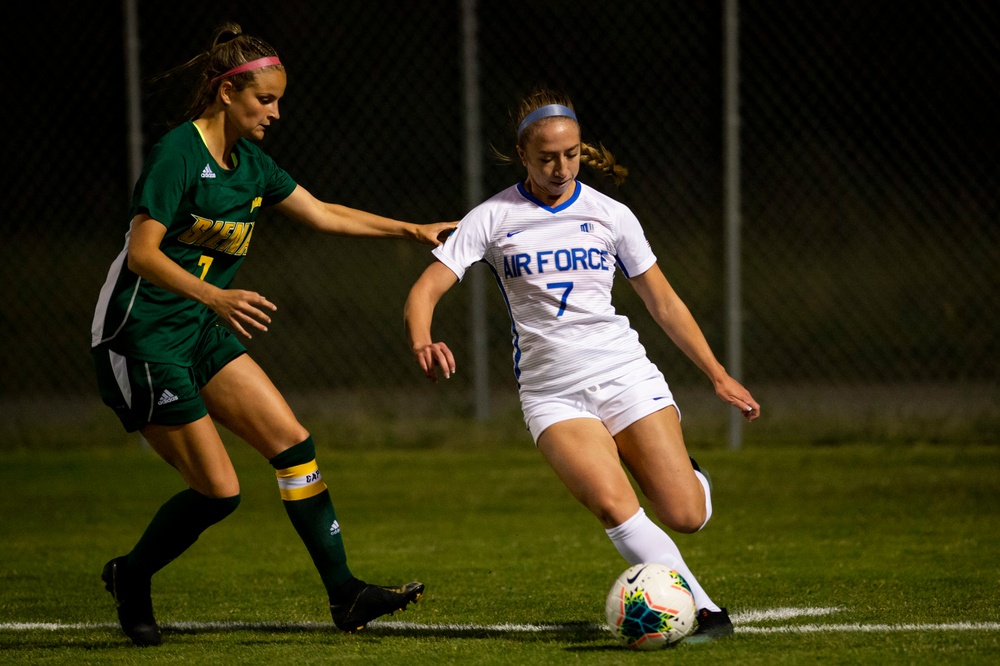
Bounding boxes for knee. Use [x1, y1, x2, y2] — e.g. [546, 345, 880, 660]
[650, 501, 707, 534]
[269, 435, 318, 470]
[669, 508, 707, 534]
[203, 492, 242, 523]
[587, 488, 642, 530]
[202, 473, 241, 499]
[181, 489, 241, 526]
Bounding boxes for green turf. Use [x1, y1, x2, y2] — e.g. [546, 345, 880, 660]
[1, 424, 998, 664]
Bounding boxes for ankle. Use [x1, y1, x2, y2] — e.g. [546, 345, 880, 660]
[329, 576, 366, 605]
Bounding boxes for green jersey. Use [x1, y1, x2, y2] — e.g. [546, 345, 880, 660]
[91, 121, 297, 364]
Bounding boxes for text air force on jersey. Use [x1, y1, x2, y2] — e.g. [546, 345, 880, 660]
[503, 247, 612, 279]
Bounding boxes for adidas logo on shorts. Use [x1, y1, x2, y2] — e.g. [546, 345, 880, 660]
[157, 390, 179, 406]
[200, 163, 216, 179]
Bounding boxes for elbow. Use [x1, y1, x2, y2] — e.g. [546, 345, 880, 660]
[125, 249, 142, 274]
[126, 246, 157, 280]
[126, 248, 150, 277]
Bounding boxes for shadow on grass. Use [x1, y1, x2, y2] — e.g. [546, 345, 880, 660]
[158, 619, 609, 643]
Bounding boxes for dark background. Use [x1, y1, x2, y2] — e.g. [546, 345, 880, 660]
[3, 1, 997, 440]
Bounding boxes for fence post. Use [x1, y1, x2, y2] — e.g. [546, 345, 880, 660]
[724, 0, 743, 450]
[461, 0, 490, 421]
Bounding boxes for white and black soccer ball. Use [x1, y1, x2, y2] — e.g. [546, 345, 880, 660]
[605, 563, 697, 650]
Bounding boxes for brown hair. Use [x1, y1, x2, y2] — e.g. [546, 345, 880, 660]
[151, 22, 283, 123]
[497, 89, 629, 186]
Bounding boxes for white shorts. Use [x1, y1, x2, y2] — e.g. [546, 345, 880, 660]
[521, 362, 679, 444]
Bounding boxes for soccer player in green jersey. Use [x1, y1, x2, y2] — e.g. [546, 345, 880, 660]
[90, 22, 455, 646]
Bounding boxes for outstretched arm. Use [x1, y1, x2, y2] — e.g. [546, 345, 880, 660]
[273, 185, 457, 245]
[404, 260, 460, 381]
[629, 263, 760, 421]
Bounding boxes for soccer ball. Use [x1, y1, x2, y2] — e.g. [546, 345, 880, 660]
[605, 563, 697, 650]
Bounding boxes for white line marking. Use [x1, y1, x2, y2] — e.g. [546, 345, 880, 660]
[738, 622, 1000, 634]
[371, 621, 600, 632]
[731, 607, 842, 623]
[1, 621, 596, 633]
[2, 623, 120, 631]
[2, 609, 997, 636]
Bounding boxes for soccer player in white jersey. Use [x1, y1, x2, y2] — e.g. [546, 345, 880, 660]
[404, 89, 760, 640]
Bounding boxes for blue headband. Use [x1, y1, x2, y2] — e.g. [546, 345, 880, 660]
[517, 104, 578, 138]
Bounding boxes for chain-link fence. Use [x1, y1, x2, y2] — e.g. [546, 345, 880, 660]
[3, 1, 997, 442]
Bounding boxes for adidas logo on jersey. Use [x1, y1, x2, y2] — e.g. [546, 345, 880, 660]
[201, 164, 216, 179]
[580, 222, 594, 232]
[157, 390, 179, 406]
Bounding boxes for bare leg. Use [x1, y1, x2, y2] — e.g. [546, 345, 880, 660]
[536, 413, 718, 611]
[614, 406, 707, 533]
[537, 418, 641, 528]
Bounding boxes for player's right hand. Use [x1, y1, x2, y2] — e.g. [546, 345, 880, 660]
[412, 341, 456, 381]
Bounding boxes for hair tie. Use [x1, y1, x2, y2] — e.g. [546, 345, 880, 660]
[211, 56, 282, 83]
[517, 104, 578, 138]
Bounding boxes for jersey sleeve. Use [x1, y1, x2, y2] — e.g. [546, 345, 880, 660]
[131, 143, 190, 225]
[431, 204, 492, 281]
[259, 154, 298, 205]
[613, 207, 657, 278]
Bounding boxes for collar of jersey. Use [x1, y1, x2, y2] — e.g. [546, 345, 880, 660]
[190, 121, 239, 170]
[516, 180, 580, 213]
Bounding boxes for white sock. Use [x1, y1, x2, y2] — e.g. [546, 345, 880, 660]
[605, 508, 720, 612]
[694, 469, 713, 531]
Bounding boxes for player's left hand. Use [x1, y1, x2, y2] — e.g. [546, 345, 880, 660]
[713, 375, 761, 421]
[416, 221, 459, 247]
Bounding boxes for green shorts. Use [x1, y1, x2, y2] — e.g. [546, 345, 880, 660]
[92, 325, 247, 432]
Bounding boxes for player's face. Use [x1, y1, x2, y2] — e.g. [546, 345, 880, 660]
[518, 118, 581, 206]
[228, 68, 286, 141]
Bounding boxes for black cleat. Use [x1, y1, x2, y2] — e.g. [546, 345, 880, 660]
[689, 607, 734, 642]
[101, 556, 162, 647]
[330, 579, 424, 633]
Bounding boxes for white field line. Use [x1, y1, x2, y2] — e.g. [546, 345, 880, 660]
[737, 622, 1000, 635]
[731, 607, 842, 623]
[1, 621, 590, 633]
[2, 608, 998, 635]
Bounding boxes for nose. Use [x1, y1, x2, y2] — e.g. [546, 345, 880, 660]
[269, 101, 280, 120]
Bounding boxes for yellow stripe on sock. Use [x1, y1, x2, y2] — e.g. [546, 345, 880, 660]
[275, 459, 328, 501]
[275, 460, 319, 480]
[279, 483, 328, 501]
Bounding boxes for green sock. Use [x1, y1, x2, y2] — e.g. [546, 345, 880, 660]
[127, 489, 241, 579]
[270, 437, 354, 598]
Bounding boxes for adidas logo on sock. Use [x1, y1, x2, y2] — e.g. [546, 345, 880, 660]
[201, 163, 216, 179]
[157, 390, 179, 406]
[330, 520, 341, 536]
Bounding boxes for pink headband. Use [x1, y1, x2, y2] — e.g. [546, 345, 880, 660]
[210, 56, 283, 83]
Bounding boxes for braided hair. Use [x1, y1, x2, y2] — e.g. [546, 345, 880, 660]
[151, 22, 283, 124]
[498, 89, 629, 186]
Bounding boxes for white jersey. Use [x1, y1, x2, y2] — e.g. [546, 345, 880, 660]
[433, 181, 658, 395]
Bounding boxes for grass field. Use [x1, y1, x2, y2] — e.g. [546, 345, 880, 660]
[1, 416, 998, 664]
